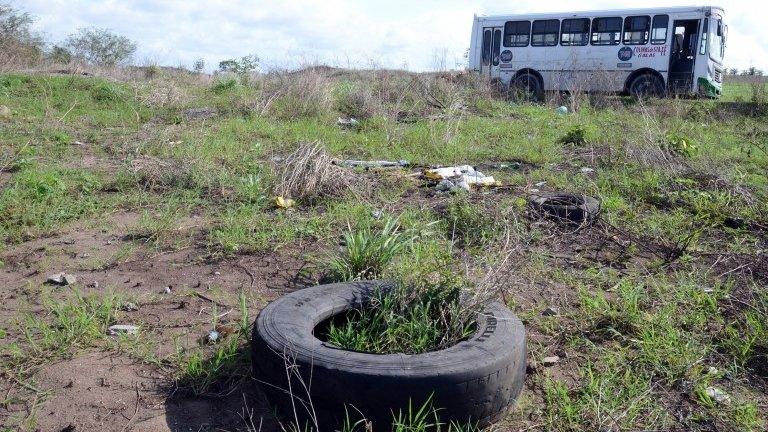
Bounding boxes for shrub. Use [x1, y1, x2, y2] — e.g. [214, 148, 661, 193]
[211, 77, 238, 94]
[334, 82, 378, 120]
[559, 124, 590, 145]
[64, 27, 137, 66]
[663, 132, 698, 158]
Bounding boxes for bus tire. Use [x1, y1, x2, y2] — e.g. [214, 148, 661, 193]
[252, 280, 527, 431]
[628, 73, 665, 98]
[510, 72, 543, 101]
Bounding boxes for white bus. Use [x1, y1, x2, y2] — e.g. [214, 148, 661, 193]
[469, 5, 727, 98]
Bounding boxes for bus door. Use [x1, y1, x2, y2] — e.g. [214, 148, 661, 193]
[668, 19, 699, 94]
[481, 27, 503, 78]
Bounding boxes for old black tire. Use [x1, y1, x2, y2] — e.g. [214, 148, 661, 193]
[629, 73, 665, 98]
[510, 72, 543, 101]
[529, 193, 600, 224]
[252, 281, 526, 431]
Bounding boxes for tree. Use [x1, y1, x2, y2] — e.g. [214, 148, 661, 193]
[48, 45, 73, 64]
[65, 27, 137, 66]
[218, 55, 259, 75]
[192, 58, 205, 74]
[0, 3, 45, 65]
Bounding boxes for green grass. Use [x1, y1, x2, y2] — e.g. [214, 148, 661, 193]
[1, 70, 766, 431]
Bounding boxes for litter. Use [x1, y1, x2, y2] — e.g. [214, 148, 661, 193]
[556, 106, 568, 115]
[338, 159, 409, 169]
[108, 325, 139, 336]
[580, 167, 595, 173]
[337, 117, 360, 128]
[206, 330, 220, 343]
[275, 196, 295, 209]
[46, 272, 77, 286]
[424, 165, 501, 192]
[705, 386, 731, 404]
[120, 302, 139, 312]
[543, 356, 560, 366]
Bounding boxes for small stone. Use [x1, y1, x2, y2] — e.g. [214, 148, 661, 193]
[543, 356, 560, 366]
[435, 179, 455, 192]
[705, 386, 731, 404]
[46, 272, 77, 286]
[542, 306, 559, 316]
[80, 253, 90, 258]
[213, 271, 221, 276]
[108, 324, 139, 336]
[163, 286, 172, 294]
[0, 105, 10, 119]
[120, 302, 139, 312]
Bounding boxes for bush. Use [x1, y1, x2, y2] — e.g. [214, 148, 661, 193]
[64, 27, 137, 66]
[559, 124, 590, 145]
[334, 82, 378, 120]
[663, 132, 698, 158]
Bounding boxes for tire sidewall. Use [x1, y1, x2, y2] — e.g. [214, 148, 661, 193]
[252, 281, 527, 429]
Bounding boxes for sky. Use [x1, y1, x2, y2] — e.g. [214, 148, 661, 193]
[16, 0, 768, 72]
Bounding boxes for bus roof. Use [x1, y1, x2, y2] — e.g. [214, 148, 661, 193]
[475, 5, 724, 22]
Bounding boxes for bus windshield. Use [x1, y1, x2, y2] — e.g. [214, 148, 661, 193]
[711, 17, 725, 62]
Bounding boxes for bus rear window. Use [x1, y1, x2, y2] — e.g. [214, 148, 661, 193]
[623, 15, 650, 45]
[651, 14, 669, 44]
[504, 20, 531, 47]
[532, 19, 559, 46]
[561, 18, 590, 46]
[591, 17, 622, 45]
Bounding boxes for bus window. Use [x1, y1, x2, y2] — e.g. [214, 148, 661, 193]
[561, 18, 589, 46]
[591, 17, 621, 45]
[482, 29, 491, 66]
[623, 15, 650, 45]
[532, 19, 559, 46]
[699, 17, 708, 55]
[651, 15, 668, 44]
[504, 21, 531, 47]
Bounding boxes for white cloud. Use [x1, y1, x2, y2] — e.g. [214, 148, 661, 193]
[14, 0, 768, 72]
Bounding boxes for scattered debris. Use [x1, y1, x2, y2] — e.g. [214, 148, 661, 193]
[529, 193, 601, 224]
[580, 167, 595, 173]
[371, 210, 382, 219]
[534, 181, 547, 187]
[120, 302, 139, 312]
[206, 330, 220, 344]
[337, 159, 409, 169]
[424, 165, 500, 192]
[706, 366, 719, 376]
[542, 306, 559, 316]
[543, 356, 560, 366]
[108, 325, 139, 336]
[705, 386, 731, 405]
[46, 272, 77, 286]
[162, 286, 172, 294]
[556, 106, 568, 115]
[337, 117, 359, 128]
[435, 179, 460, 193]
[493, 161, 522, 170]
[275, 196, 295, 209]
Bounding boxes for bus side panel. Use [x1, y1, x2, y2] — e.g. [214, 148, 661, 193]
[469, 17, 481, 72]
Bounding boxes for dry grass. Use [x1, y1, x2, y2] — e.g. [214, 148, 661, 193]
[273, 141, 365, 203]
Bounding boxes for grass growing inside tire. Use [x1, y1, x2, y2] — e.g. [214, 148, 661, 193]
[324, 276, 476, 354]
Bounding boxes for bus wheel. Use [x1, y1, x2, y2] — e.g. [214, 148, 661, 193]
[510, 73, 543, 101]
[629, 73, 665, 98]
